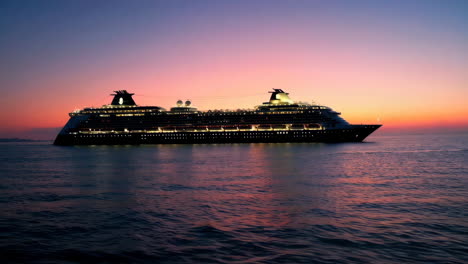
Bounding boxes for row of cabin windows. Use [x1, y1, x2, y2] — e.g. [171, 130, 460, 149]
[75, 130, 359, 139]
[77, 130, 347, 137]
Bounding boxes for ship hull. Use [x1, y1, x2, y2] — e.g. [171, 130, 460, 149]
[54, 125, 381, 145]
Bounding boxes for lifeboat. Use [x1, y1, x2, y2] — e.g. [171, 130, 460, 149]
[177, 126, 196, 132]
[257, 124, 272, 130]
[223, 125, 238, 131]
[272, 124, 287, 130]
[161, 126, 176, 132]
[305, 123, 322, 130]
[290, 124, 305, 130]
[238, 125, 252, 131]
[207, 126, 223, 131]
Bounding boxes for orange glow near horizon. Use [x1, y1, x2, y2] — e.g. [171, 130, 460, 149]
[1, 68, 468, 135]
[2, 64, 466, 134]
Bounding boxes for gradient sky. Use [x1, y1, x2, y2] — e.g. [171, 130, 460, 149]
[1, 0, 467, 138]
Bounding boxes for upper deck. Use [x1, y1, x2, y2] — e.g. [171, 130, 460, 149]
[69, 89, 341, 120]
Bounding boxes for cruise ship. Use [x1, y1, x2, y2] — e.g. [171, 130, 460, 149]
[54, 89, 381, 145]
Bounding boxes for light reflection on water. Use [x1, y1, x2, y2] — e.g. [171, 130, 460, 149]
[1, 134, 467, 263]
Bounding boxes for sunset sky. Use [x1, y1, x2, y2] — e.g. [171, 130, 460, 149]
[1, 0, 467, 139]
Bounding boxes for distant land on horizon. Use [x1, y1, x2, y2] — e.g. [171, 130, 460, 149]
[0, 127, 61, 141]
[0, 138, 46, 142]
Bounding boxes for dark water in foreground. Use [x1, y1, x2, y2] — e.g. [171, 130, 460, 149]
[1, 134, 467, 263]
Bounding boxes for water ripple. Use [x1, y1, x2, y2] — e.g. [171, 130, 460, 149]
[1, 135, 467, 263]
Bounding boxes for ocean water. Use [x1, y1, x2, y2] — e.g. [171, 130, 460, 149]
[1, 133, 467, 264]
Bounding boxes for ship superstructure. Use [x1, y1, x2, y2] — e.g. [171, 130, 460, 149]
[54, 89, 381, 145]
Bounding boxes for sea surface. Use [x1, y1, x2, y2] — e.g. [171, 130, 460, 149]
[1, 133, 467, 263]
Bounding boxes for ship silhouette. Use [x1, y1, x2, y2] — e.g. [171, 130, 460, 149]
[54, 89, 381, 145]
